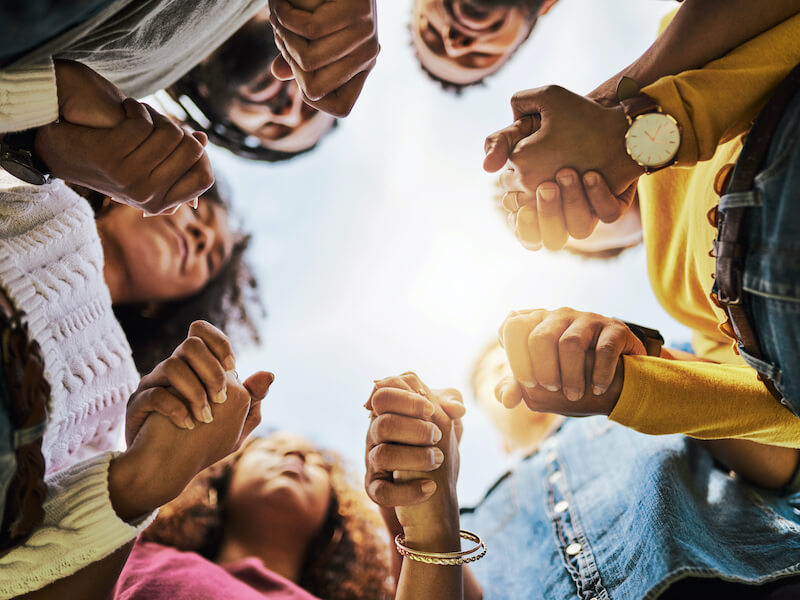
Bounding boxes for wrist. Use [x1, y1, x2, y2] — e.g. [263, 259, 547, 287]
[108, 448, 185, 521]
[608, 106, 646, 189]
[401, 521, 461, 554]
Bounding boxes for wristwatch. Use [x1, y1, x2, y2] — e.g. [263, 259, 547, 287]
[622, 321, 665, 357]
[617, 76, 681, 173]
[0, 129, 50, 185]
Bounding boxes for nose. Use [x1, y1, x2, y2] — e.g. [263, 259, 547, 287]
[268, 81, 305, 128]
[442, 25, 476, 57]
[186, 219, 214, 258]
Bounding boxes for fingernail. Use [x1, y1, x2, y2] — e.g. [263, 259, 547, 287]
[213, 388, 226, 404]
[593, 384, 607, 396]
[223, 356, 235, 372]
[518, 208, 536, 225]
[556, 173, 574, 186]
[432, 447, 444, 467]
[485, 141, 496, 156]
[565, 388, 582, 402]
[583, 172, 598, 186]
[539, 186, 557, 202]
[431, 426, 443, 444]
[421, 480, 437, 495]
[520, 379, 537, 390]
[543, 384, 561, 392]
[422, 401, 434, 419]
[183, 417, 195, 430]
[201, 405, 213, 423]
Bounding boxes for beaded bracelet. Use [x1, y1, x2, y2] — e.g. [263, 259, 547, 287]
[394, 530, 487, 566]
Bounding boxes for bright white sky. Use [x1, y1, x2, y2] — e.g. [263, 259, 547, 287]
[210, 0, 682, 505]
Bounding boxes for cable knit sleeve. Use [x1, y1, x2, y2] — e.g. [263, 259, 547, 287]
[0, 452, 156, 599]
[0, 60, 59, 133]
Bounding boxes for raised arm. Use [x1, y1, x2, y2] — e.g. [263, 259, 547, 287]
[365, 373, 482, 600]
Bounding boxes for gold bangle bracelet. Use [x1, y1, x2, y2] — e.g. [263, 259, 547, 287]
[395, 530, 487, 566]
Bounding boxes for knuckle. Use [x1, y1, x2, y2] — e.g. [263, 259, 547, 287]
[558, 334, 585, 353]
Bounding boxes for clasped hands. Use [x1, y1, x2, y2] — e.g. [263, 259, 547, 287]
[34, 60, 214, 214]
[109, 321, 273, 521]
[484, 85, 645, 250]
[268, 0, 379, 117]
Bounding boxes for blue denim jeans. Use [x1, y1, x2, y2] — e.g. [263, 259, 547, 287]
[461, 418, 800, 600]
[0, 0, 115, 64]
[722, 87, 800, 416]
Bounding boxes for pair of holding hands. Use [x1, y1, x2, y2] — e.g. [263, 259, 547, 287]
[365, 373, 465, 546]
[484, 85, 644, 250]
[268, 0, 379, 117]
[36, 60, 214, 215]
[109, 321, 273, 521]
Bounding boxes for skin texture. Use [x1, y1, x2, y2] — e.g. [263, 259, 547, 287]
[411, 0, 555, 87]
[268, 0, 380, 117]
[98, 199, 234, 305]
[34, 60, 213, 215]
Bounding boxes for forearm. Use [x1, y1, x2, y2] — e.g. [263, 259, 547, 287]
[0, 453, 156, 598]
[591, 0, 800, 101]
[610, 355, 800, 448]
[696, 438, 800, 489]
[395, 525, 464, 600]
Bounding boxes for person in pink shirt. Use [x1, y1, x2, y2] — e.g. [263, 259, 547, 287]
[115, 433, 393, 600]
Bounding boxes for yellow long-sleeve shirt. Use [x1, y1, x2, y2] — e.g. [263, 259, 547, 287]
[609, 13, 800, 447]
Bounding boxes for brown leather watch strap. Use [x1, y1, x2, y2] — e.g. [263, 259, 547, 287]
[619, 93, 662, 124]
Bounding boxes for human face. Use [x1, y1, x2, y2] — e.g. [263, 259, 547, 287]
[225, 435, 333, 538]
[227, 75, 336, 154]
[411, 0, 540, 86]
[102, 199, 235, 304]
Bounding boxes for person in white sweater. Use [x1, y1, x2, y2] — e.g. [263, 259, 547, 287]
[0, 171, 271, 599]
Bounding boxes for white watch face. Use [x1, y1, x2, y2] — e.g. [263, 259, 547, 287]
[625, 112, 680, 168]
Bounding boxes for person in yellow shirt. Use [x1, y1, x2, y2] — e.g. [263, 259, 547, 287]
[486, 10, 800, 481]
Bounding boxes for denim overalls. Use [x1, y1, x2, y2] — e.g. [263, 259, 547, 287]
[461, 417, 800, 600]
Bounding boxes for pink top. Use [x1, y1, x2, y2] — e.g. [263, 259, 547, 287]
[114, 540, 321, 600]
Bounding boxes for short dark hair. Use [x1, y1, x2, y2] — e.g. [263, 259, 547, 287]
[411, 0, 544, 94]
[111, 180, 263, 374]
[167, 18, 334, 163]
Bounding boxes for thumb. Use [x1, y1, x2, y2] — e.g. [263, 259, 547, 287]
[435, 388, 467, 420]
[243, 371, 275, 401]
[483, 114, 540, 173]
[271, 55, 294, 81]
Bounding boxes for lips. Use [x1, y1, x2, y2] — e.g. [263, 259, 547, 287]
[165, 220, 188, 273]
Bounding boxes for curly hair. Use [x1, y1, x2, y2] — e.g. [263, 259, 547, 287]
[143, 437, 394, 600]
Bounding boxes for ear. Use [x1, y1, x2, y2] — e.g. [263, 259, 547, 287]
[538, 0, 559, 16]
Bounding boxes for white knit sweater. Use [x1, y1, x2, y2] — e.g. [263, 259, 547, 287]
[0, 172, 153, 598]
[0, 0, 264, 132]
